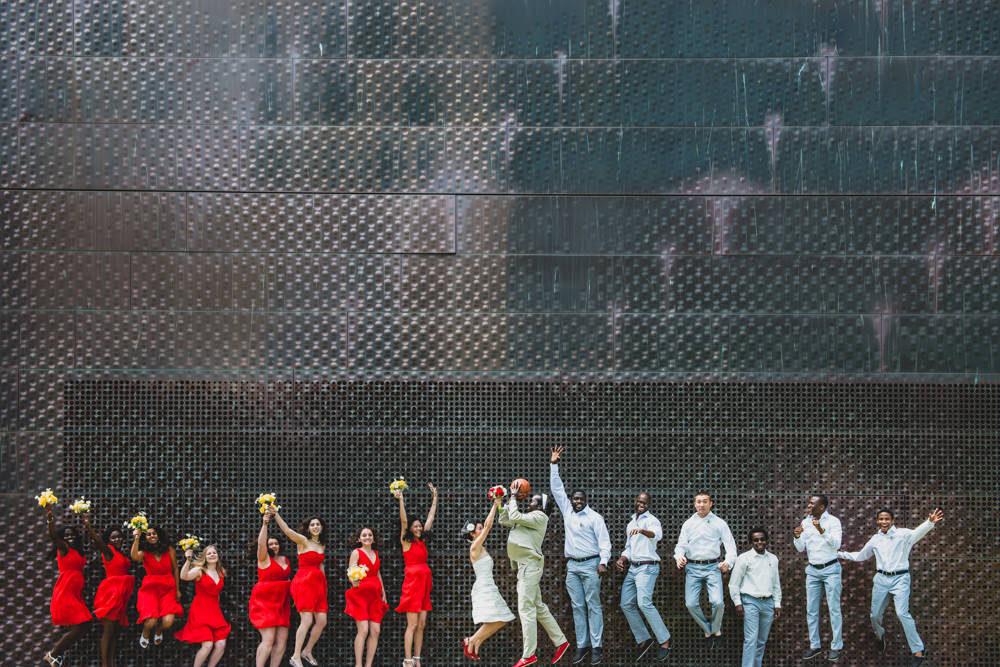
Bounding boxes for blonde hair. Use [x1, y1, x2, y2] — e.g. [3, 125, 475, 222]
[194, 544, 227, 578]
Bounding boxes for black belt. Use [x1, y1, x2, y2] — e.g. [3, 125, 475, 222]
[688, 558, 721, 565]
[741, 594, 772, 601]
[630, 560, 659, 566]
[877, 569, 909, 576]
[810, 559, 839, 569]
[567, 555, 599, 563]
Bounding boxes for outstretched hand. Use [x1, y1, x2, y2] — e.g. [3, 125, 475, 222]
[928, 508, 945, 523]
[550, 445, 564, 464]
[428, 482, 438, 495]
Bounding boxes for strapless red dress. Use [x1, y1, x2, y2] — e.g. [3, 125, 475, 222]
[176, 573, 230, 643]
[50, 548, 93, 626]
[344, 549, 388, 623]
[249, 557, 291, 629]
[136, 551, 183, 623]
[290, 550, 328, 613]
[395, 539, 432, 613]
[92, 547, 135, 627]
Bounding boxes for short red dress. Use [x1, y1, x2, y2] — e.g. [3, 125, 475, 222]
[136, 551, 183, 623]
[395, 539, 432, 613]
[92, 547, 135, 627]
[249, 557, 291, 629]
[344, 549, 388, 623]
[290, 550, 328, 613]
[50, 548, 93, 626]
[176, 573, 230, 643]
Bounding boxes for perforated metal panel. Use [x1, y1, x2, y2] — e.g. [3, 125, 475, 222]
[3, 1, 1000, 666]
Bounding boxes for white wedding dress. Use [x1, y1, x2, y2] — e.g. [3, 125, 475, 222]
[470, 549, 516, 624]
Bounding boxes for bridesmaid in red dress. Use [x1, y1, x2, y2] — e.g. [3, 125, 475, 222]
[131, 525, 182, 648]
[394, 483, 439, 667]
[43, 506, 92, 666]
[273, 507, 328, 667]
[250, 509, 291, 667]
[82, 514, 135, 667]
[176, 545, 231, 667]
[344, 527, 389, 667]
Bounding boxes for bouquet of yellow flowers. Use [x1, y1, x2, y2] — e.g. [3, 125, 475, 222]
[35, 488, 59, 508]
[256, 492, 280, 514]
[178, 534, 201, 551]
[389, 478, 408, 495]
[126, 512, 149, 533]
[69, 497, 92, 514]
[347, 564, 369, 583]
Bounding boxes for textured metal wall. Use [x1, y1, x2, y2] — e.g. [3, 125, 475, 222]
[2, 1, 999, 666]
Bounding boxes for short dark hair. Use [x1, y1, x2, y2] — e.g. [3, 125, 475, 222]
[748, 527, 769, 542]
[876, 508, 895, 519]
[571, 490, 588, 500]
[812, 494, 830, 508]
[694, 491, 713, 502]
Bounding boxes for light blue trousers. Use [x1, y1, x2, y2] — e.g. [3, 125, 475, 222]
[620, 563, 670, 645]
[566, 558, 603, 648]
[684, 562, 725, 635]
[805, 562, 843, 650]
[740, 595, 775, 667]
[871, 572, 923, 653]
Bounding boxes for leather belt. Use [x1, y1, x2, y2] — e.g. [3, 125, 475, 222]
[689, 558, 721, 565]
[630, 560, 659, 566]
[877, 569, 909, 576]
[810, 559, 839, 569]
[567, 555, 599, 563]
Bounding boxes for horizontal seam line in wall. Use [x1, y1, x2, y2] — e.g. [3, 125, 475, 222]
[4, 188, 1000, 197]
[3, 250, 998, 258]
[4, 309, 999, 317]
[9, 123, 1000, 129]
[10, 56, 1000, 62]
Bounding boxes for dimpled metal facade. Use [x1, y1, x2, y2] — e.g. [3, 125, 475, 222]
[2, 2, 999, 666]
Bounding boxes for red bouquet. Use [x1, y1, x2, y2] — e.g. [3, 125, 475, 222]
[487, 485, 507, 502]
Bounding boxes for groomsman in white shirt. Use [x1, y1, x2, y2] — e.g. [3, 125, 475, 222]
[673, 491, 737, 648]
[549, 446, 612, 665]
[793, 494, 844, 662]
[615, 492, 672, 663]
[839, 507, 944, 667]
[729, 528, 782, 667]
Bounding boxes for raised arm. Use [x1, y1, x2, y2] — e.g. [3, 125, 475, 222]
[502, 497, 548, 528]
[180, 549, 202, 581]
[272, 509, 308, 548]
[44, 507, 69, 556]
[256, 512, 272, 566]
[395, 491, 409, 542]
[424, 483, 439, 532]
[130, 528, 144, 562]
[472, 499, 501, 555]
[838, 535, 876, 562]
[82, 514, 113, 561]
[909, 508, 944, 545]
[549, 446, 572, 515]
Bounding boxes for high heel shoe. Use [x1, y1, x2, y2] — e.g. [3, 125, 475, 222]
[138, 635, 150, 649]
[302, 653, 319, 666]
[289, 657, 304, 667]
[153, 632, 164, 645]
[44, 652, 63, 666]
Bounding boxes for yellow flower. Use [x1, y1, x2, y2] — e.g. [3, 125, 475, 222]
[35, 489, 59, 508]
[178, 534, 201, 551]
[347, 564, 369, 582]
[256, 492, 279, 514]
[69, 497, 91, 514]
[389, 478, 409, 494]
[126, 512, 149, 532]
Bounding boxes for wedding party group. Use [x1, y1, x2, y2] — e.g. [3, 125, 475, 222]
[40, 447, 943, 667]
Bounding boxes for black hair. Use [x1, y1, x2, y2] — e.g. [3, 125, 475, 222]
[748, 527, 769, 542]
[248, 533, 284, 563]
[102, 525, 125, 556]
[49, 525, 85, 560]
[353, 526, 380, 550]
[571, 490, 588, 501]
[812, 494, 830, 509]
[876, 508, 895, 519]
[299, 516, 328, 545]
[404, 517, 431, 543]
[142, 525, 171, 555]
[694, 491, 714, 502]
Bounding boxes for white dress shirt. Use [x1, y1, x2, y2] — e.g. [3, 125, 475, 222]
[622, 511, 662, 563]
[838, 520, 935, 572]
[793, 511, 843, 565]
[674, 511, 738, 568]
[728, 549, 782, 608]
[550, 464, 612, 565]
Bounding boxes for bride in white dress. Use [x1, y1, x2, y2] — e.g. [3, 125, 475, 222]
[462, 496, 516, 661]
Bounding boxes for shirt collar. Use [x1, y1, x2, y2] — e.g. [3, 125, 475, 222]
[880, 526, 897, 536]
[695, 511, 714, 522]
